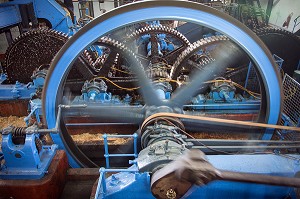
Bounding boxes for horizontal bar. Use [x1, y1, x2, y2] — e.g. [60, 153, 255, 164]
[184, 104, 260, 107]
[101, 169, 138, 173]
[104, 134, 135, 138]
[220, 171, 300, 188]
[186, 139, 300, 145]
[66, 122, 136, 126]
[142, 112, 300, 132]
[107, 154, 136, 157]
[191, 145, 300, 151]
[59, 104, 87, 108]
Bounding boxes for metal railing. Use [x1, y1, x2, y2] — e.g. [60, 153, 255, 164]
[102, 133, 138, 168]
[276, 74, 300, 141]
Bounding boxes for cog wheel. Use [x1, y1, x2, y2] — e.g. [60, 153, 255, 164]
[170, 35, 229, 80]
[44, 37, 147, 167]
[125, 25, 191, 65]
[4, 28, 91, 83]
[254, 27, 300, 76]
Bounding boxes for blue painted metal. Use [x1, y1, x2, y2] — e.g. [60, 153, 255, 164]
[0, 66, 45, 100]
[0, 0, 75, 35]
[244, 61, 256, 94]
[187, 79, 260, 114]
[203, 31, 223, 38]
[244, 54, 284, 95]
[44, 1, 282, 167]
[88, 45, 104, 58]
[0, 74, 7, 84]
[273, 54, 284, 69]
[0, 131, 57, 179]
[0, 5, 21, 29]
[24, 98, 42, 126]
[103, 133, 138, 169]
[138, 26, 175, 57]
[31, 69, 47, 89]
[95, 154, 300, 199]
[0, 67, 46, 100]
[147, 42, 163, 56]
[0, 81, 36, 100]
[33, 0, 75, 35]
[185, 100, 260, 114]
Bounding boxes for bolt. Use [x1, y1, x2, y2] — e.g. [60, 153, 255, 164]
[166, 188, 176, 199]
[165, 140, 169, 151]
[181, 144, 186, 152]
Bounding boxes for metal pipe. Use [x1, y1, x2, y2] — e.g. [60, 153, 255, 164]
[66, 122, 135, 126]
[186, 139, 300, 145]
[108, 154, 136, 157]
[104, 134, 135, 138]
[219, 171, 300, 188]
[191, 145, 300, 150]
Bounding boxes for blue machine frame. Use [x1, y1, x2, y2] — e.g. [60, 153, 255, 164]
[0, 128, 57, 180]
[94, 132, 300, 198]
[94, 155, 300, 198]
[0, 0, 75, 34]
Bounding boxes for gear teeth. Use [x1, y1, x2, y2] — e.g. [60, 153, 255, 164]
[171, 35, 229, 79]
[4, 28, 71, 83]
[124, 25, 191, 48]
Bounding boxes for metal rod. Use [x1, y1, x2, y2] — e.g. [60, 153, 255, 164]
[191, 145, 300, 150]
[142, 112, 300, 132]
[133, 133, 138, 158]
[103, 134, 110, 168]
[108, 154, 136, 157]
[186, 139, 300, 144]
[219, 171, 300, 188]
[95, 169, 105, 199]
[105, 134, 135, 138]
[66, 122, 135, 126]
[103, 169, 138, 173]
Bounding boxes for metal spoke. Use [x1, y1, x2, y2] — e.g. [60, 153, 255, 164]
[63, 105, 145, 124]
[93, 41, 163, 106]
[170, 42, 242, 107]
[74, 56, 97, 79]
[127, 55, 164, 106]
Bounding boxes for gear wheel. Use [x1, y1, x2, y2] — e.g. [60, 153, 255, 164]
[125, 25, 191, 65]
[43, 36, 146, 167]
[170, 35, 229, 80]
[4, 28, 91, 83]
[126, 25, 190, 45]
[254, 27, 300, 76]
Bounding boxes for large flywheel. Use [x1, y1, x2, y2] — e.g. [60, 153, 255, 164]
[42, 0, 282, 168]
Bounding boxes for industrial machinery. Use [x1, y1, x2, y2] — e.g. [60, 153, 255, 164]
[1, 0, 300, 199]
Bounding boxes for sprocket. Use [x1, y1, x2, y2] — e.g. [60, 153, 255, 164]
[124, 25, 191, 65]
[4, 28, 91, 83]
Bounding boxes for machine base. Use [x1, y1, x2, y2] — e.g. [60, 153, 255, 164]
[0, 150, 68, 199]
